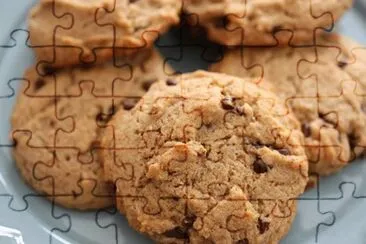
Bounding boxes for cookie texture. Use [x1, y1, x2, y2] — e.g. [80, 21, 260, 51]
[210, 34, 366, 176]
[101, 71, 308, 243]
[183, 0, 352, 45]
[29, 0, 181, 67]
[11, 49, 172, 209]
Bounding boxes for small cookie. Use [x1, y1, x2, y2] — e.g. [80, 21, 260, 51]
[101, 71, 308, 243]
[11, 49, 173, 209]
[29, 0, 181, 67]
[210, 34, 366, 176]
[183, 0, 352, 45]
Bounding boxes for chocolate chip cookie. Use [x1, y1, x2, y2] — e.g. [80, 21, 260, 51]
[11, 49, 173, 209]
[29, 0, 182, 67]
[183, 0, 352, 45]
[211, 33, 366, 176]
[101, 71, 308, 243]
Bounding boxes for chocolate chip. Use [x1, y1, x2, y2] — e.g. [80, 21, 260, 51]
[272, 25, 282, 33]
[253, 159, 269, 174]
[96, 113, 106, 123]
[337, 61, 347, 68]
[122, 98, 138, 110]
[257, 218, 270, 234]
[237, 239, 249, 244]
[235, 106, 246, 116]
[91, 140, 100, 149]
[361, 103, 366, 113]
[108, 105, 115, 115]
[253, 142, 264, 149]
[163, 227, 188, 239]
[42, 65, 57, 75]
[71, 190, 79, 198]
[129, 0, 139, 3]
[277, 148, 290, 155]
[13, 139, 17, 147]
[34, 79, 45, 91]
[79, 63, 93, 70]
[348, 134, 358, 150]
[142, 79, 157, 91]
[221, 96, 235, 110]
[301, 124, 311, 137]
[166, 79, 177, 86]
[214, 16, 228, 28]
[96, 110, 113, 123]
[183, 215, 196, 228]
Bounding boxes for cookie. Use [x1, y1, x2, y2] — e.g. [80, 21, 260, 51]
[210, 34, 366, 176]
[29, 0, 181, 67]
[101, 71, 308, 243]
[183, 0, 352, 45]
[11, 49, 173, 209]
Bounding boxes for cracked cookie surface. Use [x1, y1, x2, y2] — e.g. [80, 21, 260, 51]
[211, 34, 366, 176]
[11, 49, 172, 209]
[101, 70, 308, 243]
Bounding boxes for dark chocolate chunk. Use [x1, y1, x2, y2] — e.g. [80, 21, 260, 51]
[72, 190, 78, 198]
[183, 215, 196, 228]
[301, 124, 311, 137]
[253, 159, 269, 174]
[257, 218, 270, 234]
[253, 142, 264, 149]
[337, 61, 347, 68]
[235, 106, 246, 115]
[79, 63, 93, 70]
[163, 227, 188, 239]
[142, 79, 157, 91]
[108, 105, 115, 115]
[42, 65, 57, 75]
[348, 134, 358, 150]
[277, 148, 290, 155]
[166, 78, 177, 86]
[221, 97, 235, 110]
[34, 79, 45, 91]
[214, 16, 228, 28]
[122, 98, 138, 110]
[272, 25, 282, 33]
[237, 238, 249, 244]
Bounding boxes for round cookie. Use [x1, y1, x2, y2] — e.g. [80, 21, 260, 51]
[101, 71, 308, 243]
[11, 49, 173, 210]
[183, 0, 352, 45]
[210, 34, 366, 176]
[29, 0, 181, 67]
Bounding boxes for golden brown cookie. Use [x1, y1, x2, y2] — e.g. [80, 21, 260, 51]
[183, 0, 352, 45]
[11, 49, 173, 210]
[101, 71, 308, 243]
[210, 34, 366, 176]
[29, 0, 182, 67]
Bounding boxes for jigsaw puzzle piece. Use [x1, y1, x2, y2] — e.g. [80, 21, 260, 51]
[0, 194, 70, 244]
[283, 193, 335, 244]
[316, 182, 366, 243]
[96, 207, 152, 244]
[28, 0, 109, 67]
[28, 0, 182, 67]
[183, 0, 352, 46]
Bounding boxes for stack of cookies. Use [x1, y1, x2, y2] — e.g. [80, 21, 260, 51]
[11, 0, 365, 243]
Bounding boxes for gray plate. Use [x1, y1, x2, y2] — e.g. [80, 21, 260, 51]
[0, 1, 366, 243]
